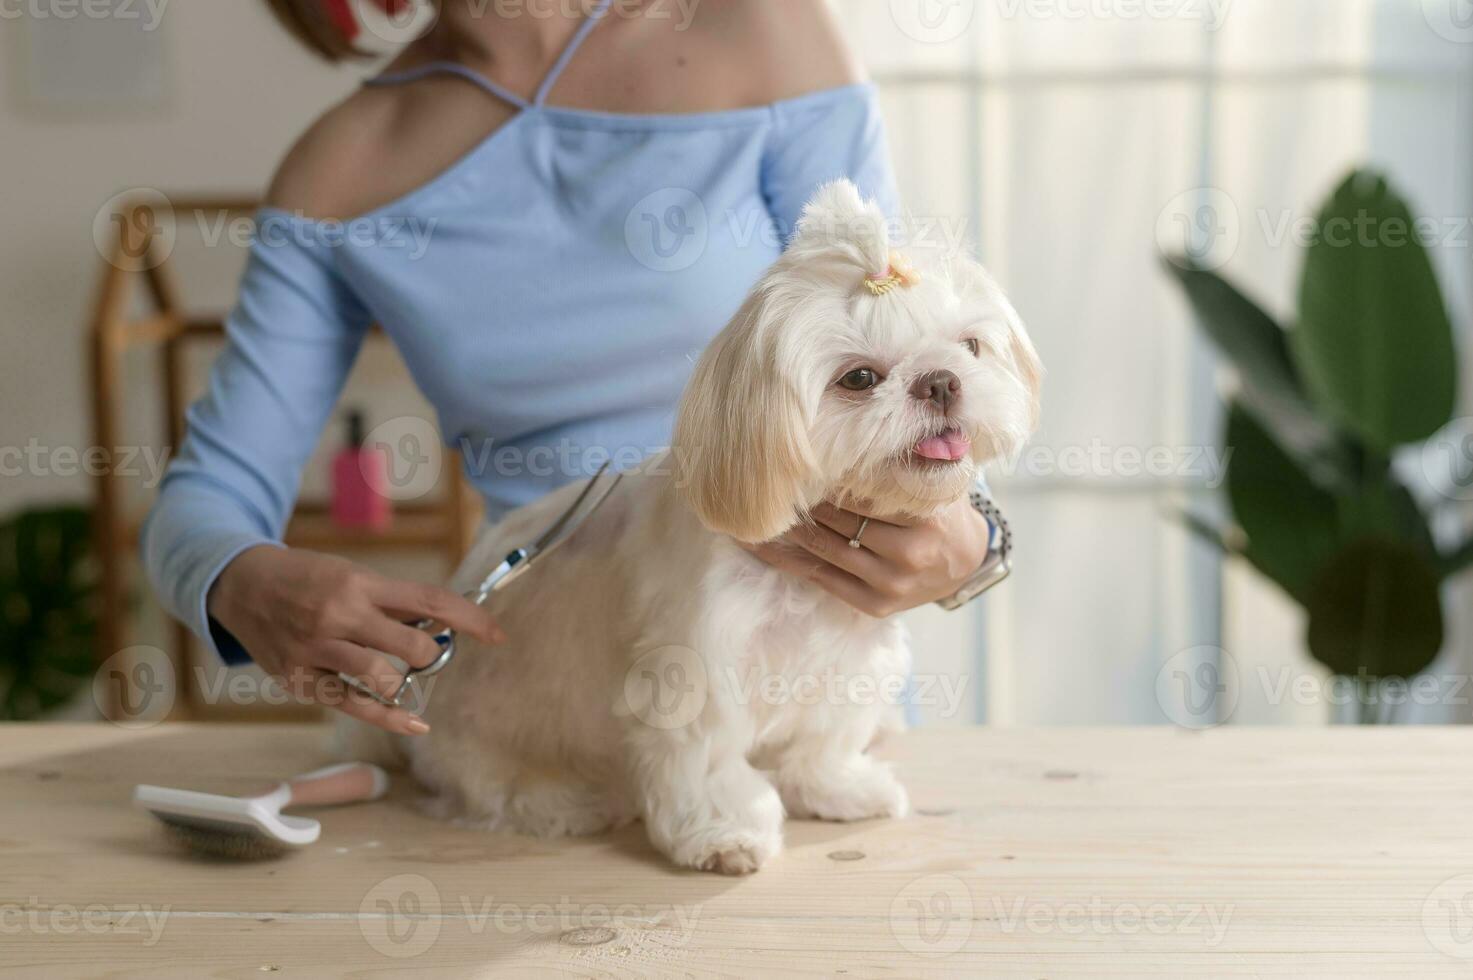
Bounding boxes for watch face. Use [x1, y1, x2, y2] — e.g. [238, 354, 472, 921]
[964, 553, 1011, 601]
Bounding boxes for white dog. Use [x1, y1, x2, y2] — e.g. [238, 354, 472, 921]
[352, 181, 1041, 874]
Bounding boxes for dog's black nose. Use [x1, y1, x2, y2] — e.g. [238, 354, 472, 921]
[910, 370, 961, 411]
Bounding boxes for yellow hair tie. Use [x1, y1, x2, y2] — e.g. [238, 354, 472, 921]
[862, 251, 920, 296]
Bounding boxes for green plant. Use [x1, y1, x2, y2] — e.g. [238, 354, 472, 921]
[1165, 170, 1468, 710]
[0, 506, 100, 719]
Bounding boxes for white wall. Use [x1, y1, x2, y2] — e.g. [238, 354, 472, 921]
[0, 2, 361, 515]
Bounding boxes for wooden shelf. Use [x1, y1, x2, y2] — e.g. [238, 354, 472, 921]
[119, 500, 471, 553]
[285, 501, 465, 552]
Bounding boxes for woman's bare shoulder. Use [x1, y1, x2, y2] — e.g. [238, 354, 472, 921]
[265, 76, 515, 221]
[694, 0, 865, 103]
[265, 87, 401, 220]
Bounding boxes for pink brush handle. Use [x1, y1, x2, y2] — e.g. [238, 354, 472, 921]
[285, 763, 389, 809]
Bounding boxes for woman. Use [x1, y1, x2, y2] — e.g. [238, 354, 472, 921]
[143, 0, 993, 737]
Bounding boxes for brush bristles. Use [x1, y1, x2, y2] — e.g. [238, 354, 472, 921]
[158, 816, 292, 860]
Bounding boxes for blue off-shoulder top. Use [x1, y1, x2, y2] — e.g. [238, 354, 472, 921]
[142, 6, 898, 664]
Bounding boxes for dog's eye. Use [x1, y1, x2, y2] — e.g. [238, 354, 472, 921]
[963, 338, 981, 357]
[838, 368, 880, 391]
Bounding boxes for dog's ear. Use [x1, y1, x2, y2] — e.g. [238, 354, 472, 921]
[1005, 310, 1044, 434]
[673, 289, 815, 543]
[954, 256, 1044, 436]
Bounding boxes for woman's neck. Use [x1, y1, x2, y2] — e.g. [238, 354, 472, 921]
[423, 0, 597, 68]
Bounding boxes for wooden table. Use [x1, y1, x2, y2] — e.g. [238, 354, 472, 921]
[4, 724, 1471, 978]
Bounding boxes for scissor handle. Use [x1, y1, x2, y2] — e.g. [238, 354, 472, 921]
[378, 550, 529, 707]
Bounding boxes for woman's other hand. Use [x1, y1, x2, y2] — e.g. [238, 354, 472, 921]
[744, 499, 991, 618]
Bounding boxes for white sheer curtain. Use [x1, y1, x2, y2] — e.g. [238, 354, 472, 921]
[841, 0, 1473, 725]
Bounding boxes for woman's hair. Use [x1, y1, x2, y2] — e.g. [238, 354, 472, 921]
[263, 0, 373, 61]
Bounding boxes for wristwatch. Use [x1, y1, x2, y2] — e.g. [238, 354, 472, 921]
[936, 488, 1013, 611]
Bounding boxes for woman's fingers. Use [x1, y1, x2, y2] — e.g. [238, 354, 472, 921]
[744, 541, 893, 618]
[275, 666, 430, 736]
[821, 499, 918, 527]
[809, 503, 908, 557]
[346, 615, 447, 670]
[318, 641, 412, 702]
[370, 579, 506, 645]
[785, 519, 887, 581]
[320, 670, 431, 736]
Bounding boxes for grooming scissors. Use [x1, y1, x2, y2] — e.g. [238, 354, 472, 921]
[352, 462, 624, 711]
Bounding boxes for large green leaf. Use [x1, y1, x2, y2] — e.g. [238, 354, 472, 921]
[1442, 537, 1473, 579]
[1336, 474, 1438, 563]
[1304, 538, 1444, 679]
[1294, 170, 1457, 451]
[1225, 402, 1339, 601]
[1165, 260, 1351, 484]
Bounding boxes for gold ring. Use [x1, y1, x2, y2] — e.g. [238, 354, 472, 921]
[848, 517, 871, 550]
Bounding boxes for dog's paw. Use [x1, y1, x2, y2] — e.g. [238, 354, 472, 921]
[781, 763, 910, 822]
[690, 829, 782, 876]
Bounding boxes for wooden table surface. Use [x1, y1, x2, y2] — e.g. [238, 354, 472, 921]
[4, 724, 1472, 978]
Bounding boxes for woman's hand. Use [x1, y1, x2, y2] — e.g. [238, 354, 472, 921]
[744, 499, 992, 618]
[208, 546, 505, 735]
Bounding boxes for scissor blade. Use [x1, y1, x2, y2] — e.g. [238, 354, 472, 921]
[526, 463, 624, 560]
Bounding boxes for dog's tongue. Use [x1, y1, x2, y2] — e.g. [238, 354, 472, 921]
[914, 430, 971, 462]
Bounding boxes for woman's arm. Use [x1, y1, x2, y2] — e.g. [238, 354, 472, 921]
[144, 131, 500, 733]
[142, 217, 375, 661]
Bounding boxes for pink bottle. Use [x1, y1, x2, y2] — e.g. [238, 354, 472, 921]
[331, 410, 392, 531]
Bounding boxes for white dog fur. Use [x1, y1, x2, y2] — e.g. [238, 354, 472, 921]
[342, 181, 1041, 874]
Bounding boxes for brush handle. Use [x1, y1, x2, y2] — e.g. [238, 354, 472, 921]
[284, 763, 389, 809]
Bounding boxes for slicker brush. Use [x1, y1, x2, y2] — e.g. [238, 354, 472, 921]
[134, 762, 389, 859]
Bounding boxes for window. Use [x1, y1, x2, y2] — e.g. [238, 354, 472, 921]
[843, 0, 1473, 724]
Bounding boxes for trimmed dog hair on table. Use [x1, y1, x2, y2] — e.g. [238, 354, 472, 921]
[339, 180, 1042, 875]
